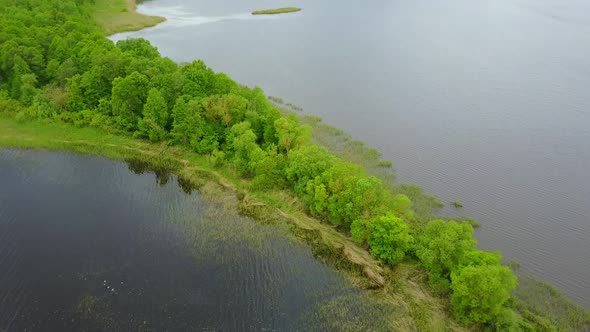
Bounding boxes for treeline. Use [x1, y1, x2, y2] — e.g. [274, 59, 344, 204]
[0, 0, 535, 330]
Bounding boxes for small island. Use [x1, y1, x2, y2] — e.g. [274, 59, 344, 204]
[252, 7, 301, 15]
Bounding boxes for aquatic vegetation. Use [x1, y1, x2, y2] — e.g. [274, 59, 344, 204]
[513, 276, 590, 331]
[251, 7, 301, 15]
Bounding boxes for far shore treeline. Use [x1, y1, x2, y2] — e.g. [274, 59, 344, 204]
[0, 0, 588, 331]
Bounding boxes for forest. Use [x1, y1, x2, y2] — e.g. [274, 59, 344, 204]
[0, 0, 587, 331]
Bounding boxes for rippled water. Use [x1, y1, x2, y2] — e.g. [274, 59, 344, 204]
[0, 149, 386, 331]
[112, 0, 590, 308]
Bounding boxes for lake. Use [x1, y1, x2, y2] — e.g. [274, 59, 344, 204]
[0, 149, 386, 331]
[112, 0, 590, 308]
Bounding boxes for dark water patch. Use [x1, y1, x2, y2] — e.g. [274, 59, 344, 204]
[0, 149, 388, 331]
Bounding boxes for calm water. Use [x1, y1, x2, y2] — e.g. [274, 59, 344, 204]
[0, 149, 387, 331]
[112, 0, 590, 308]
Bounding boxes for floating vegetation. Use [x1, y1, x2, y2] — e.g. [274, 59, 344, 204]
[252, 7, 302, 15]
[268, 96, 284, 104]
[69, 294, 119, 330]
[451, 200, 463, 208]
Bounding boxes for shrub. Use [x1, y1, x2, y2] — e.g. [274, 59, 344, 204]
[450, 265, 517, 324]
[367, 214, 413, 265]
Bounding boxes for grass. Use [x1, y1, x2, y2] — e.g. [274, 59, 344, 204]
[0, 115, 469, 331]
[252, 7, 301, 15]
[513, 276, 590, 331]
[93, 0, 166, 35]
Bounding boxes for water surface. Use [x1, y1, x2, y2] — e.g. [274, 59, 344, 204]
[112, 0, 590, 307]
[0, 149, 385, 331]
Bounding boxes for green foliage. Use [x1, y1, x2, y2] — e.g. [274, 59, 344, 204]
[111, 71, 149, 130]
[249, 145, 287, 189]
[286, 144, 336, 193]
[415, 220, 476, 293]
[391, 194, 413, 217]
[251, 7, 302, 15]
[229, 121, 260, 176]
[274, 114, 310, 153]
[367, 214, 413, 265]
[116, 38, 160, 59]
[460, 249, 502, 268]
[450, 265, 517, 324]
[350, 218, 371, 245]
[303, 163, 389, 227]
[137, 88, 168, 141]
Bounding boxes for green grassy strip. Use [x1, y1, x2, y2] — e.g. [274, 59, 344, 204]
[252, 7, 301, 15]
[93, 0, 165, 35]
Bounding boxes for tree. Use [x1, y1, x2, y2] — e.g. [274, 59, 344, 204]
[181, 60, 215, 98]
[111, 71, 149, 130]
[116, 38, 160, 59]
[351, 218, 372, 246]
[416, 220, 476, 293]
[286, 144, 336, 193]
[137, 88, 168, 141]
[249, 145, 286, 189]
[171, 96, 207, 146]
[301, 161, 390, 229]
[229, 121, 260, 176]
[460, 250, 502, 268]
[367, 213, 413, 264]
[450, 265, 517, 324]
[391, 194, 413, 217]
[274, 115, 310, 154]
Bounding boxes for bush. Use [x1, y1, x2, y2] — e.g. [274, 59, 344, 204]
[450, 265, 517, 324]
[367, 214, 413, 265]
[351, 218, 372, 245]
[415, 220, 476, 293]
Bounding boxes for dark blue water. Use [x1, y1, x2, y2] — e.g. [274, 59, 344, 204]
[113, 0, 590, 307]
[0, 149, 384, 331]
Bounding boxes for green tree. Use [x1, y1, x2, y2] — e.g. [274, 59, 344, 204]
[181, 60, 215, 98]
[111, 71, 149, 130]
[286, 144, 336, 193]
[450, 265, 517, 324]
[229, 121, 260, 176]
[116, 38, 160, 59]
[391, 194, 414, 217]
[137, 88, 168, 141]
[351, 218, 372, 246]
[274, 115, 310, 154]
[460, 250, 502, 268]
[416, 220, 476, 293]
[249, 145, 286, 189]
[367, 213, 413, 264]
